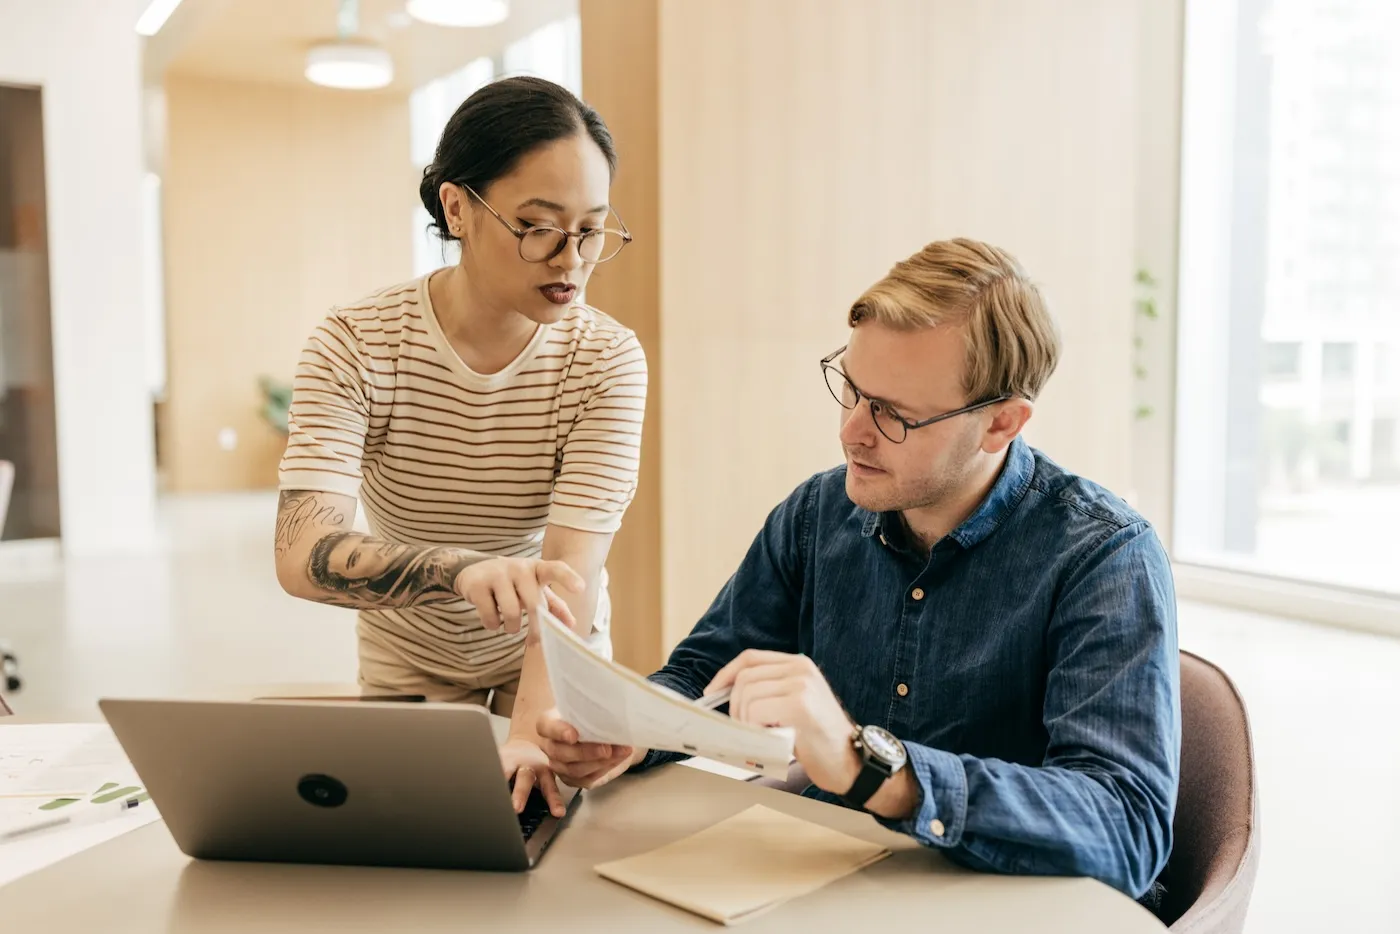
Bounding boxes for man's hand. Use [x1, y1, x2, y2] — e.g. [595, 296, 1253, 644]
[498, 737, 568, 817]
[705, 650, 862, 796]
[455, 558, 584, 634]
[536, 709, 641, 790]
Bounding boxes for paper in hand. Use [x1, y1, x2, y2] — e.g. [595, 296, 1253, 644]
[535, 605, 794, 774]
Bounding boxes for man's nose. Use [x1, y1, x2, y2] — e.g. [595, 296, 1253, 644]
[839, 400, 878, 447]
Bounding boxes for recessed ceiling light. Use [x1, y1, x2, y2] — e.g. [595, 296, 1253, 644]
[135, 0, 186, 36]
[305, 43, 395, 90]
[406, 0, 510, 29]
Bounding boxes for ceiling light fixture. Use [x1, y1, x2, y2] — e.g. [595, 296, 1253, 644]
[305, 43, 395, 90]
[406, 0, 510, 29]
[135, 0, 185, 36]
[305, 0, 394, 91]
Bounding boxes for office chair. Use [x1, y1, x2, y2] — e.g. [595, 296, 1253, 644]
[1158, 650, 1260, 932]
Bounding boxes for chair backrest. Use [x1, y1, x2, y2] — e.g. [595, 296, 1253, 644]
[1161, 650, 1259, 932]
[0, 459, 13, 536]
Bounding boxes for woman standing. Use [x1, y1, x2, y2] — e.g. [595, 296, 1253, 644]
[273, 77, 646, 817]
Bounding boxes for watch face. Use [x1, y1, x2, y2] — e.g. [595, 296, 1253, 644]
[861, 725, 906, 767]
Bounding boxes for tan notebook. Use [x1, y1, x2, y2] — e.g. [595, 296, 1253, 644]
[594, 804, 891, 925]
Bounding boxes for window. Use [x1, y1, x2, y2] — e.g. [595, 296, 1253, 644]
[502, 15, 582, 94]
[1263, 341, 1301, 380]
[1374, 418, 1400, 480]
[1177, 0, 1400, 595]
[409, 57, 495, 277]
[1321, 342, 1355, 380]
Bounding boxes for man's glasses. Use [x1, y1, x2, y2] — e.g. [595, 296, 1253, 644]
[462, 184, 632, 264]
[820, 346, 1010, 444]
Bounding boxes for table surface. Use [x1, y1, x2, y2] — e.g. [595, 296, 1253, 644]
[0, 761, 1166, 932]
[0, 692, 1166, 932]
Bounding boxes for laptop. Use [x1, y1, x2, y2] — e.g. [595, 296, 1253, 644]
[97, 697, 581, 872]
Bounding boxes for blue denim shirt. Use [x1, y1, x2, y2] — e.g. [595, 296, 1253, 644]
[641, 437, 1180, 899]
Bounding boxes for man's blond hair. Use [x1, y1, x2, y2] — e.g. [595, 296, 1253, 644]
[849, 238, 1061, 402]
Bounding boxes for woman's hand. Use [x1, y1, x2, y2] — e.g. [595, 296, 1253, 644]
[454, 557, 585, 634]
[535, 708, 641, 790]
[499, 736, 568, 817]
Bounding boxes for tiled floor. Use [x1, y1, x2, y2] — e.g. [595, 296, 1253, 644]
[2, 491, 1398, 932]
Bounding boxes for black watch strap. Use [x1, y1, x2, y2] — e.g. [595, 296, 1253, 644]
[841, 761, 889, 810]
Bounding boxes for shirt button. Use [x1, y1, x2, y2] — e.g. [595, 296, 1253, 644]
[896, 683, 909, 697]
[911, 588, 925, 601]
[929, 819, 946, 837]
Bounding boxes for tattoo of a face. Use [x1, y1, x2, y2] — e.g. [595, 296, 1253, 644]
[275, 491, 347, 558]
[305, 533, 478, 608]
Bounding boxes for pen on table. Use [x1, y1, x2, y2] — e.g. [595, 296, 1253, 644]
[0, 795, 145, 843]
[696, 686, 732, 711]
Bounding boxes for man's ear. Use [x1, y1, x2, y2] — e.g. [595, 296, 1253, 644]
[982, 399, 1033, 455]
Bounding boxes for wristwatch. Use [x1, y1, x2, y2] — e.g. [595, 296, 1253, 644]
[841, 724, 908, 810]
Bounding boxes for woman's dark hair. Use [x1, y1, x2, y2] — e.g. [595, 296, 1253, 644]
[418, 76, 617, 242]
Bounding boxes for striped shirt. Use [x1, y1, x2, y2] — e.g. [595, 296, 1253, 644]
[277, 272, 647, 687]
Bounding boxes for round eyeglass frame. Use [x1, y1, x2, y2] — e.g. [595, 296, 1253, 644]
[820, 346, 1011, 443]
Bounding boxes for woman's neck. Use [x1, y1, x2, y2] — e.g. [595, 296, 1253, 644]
[430, 265, 539, 374]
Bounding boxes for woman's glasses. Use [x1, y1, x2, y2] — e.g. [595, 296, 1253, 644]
[461, 183, 632, 264]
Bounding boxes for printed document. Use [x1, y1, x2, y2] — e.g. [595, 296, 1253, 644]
[537, 609, 794, 774]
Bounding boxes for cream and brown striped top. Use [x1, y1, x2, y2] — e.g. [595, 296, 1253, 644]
[277, 272, 647, 687]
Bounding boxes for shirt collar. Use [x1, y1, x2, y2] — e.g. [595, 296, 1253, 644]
[860, 436, 1036, 552]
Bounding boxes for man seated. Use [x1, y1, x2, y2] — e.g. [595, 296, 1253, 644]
[538, 238, 1180, 900]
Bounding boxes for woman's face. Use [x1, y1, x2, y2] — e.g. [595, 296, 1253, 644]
[448, 132, 614, 325]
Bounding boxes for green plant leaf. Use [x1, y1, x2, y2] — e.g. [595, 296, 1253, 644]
[258, 375, 293, 436]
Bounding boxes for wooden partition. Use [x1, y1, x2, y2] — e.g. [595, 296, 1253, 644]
[578, 0, 1141, 667]
[580, 1, 664, 672]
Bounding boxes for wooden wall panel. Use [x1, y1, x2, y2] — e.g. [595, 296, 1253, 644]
[580, 0, 664, 672]
[162, 76, 413, 492]
[581, 0, 1144, 660]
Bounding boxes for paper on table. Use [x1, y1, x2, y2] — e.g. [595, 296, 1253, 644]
[0, 792, 161, 887]
[537, 607, 794, 774]
[679, 757, 761, 782]
[0, 724, 141, 798]
[0, 724, 161, 887]
[595, 804, 891, 925]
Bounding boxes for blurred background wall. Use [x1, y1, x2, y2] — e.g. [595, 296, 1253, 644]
[2, 0, 1397, 661]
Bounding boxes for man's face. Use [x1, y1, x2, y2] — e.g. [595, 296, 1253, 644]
[836, 322, 989, 513]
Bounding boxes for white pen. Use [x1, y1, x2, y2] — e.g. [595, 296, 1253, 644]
[0, 795, 145, 843]
[696, 686, 732, 711]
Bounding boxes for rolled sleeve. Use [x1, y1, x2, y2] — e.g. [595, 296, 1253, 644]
[876, 742, 969, 849]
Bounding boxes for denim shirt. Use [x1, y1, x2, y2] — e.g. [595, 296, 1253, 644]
[641, 437, 1180, 899]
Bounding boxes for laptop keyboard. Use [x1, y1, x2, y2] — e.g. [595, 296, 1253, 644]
[517, 791, 552, 841]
